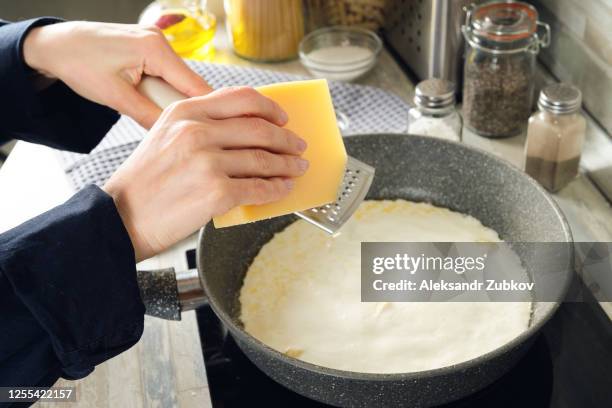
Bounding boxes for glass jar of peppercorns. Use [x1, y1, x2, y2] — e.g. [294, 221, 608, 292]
[461, 1, 550, 138]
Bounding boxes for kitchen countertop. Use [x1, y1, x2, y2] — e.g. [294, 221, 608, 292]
[0, 21, 609, 407]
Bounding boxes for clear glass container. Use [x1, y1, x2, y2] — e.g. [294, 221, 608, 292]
[461, 1, 550, 138]
[224, 0, 304, 62]
[408, 78, 462, 142]
[524, 84, 586, 192]
[139, 0, 216, 60]
[298, 26, 382, 82]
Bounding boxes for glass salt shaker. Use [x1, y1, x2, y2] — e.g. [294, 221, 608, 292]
[462, 1, 550, 138]
[524, 84, 586, 192]
[407, 78, 462, 142]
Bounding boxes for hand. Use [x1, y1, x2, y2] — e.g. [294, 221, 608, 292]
[23, 21, 211, 128]
[103, 87, 309, 262]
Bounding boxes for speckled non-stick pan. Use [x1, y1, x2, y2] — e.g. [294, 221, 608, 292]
[195, 133, 573, 407]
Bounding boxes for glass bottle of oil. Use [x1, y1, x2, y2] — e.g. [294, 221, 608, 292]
[139, 0, 216, 61]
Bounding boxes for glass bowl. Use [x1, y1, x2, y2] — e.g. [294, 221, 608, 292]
[299, 26, 382, 82]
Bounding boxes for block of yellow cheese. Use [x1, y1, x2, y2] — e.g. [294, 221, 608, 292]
[213, 79, 347, 228]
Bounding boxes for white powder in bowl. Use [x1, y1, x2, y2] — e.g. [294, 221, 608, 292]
[303, 46, 375, 81]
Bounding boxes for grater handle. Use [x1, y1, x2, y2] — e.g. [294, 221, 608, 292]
[138, 76, 187, 109]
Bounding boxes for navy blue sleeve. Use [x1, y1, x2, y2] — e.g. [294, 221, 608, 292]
[0, 18, 120, 153]
[0, 186, 144, 387]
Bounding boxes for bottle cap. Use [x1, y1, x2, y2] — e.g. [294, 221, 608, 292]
[538, 83, 582, 114]
[414, 79, 456, 109]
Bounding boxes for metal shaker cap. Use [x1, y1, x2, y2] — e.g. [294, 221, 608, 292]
[414, 78, 456, 109]
[538, 83, 582, 114]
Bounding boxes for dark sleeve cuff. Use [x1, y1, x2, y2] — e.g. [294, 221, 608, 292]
[0, 18, 120, 153]
[0, 18, 61, 121]
[0, 185, 144, 379]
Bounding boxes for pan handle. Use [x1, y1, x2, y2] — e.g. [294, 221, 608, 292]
[136, 267, 207, 321]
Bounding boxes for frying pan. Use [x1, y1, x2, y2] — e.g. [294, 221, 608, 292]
[143, 133, 573, 407]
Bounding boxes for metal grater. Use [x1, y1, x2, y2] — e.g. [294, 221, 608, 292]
[139, 77, 375, 234]
[295, 156, 375, 234]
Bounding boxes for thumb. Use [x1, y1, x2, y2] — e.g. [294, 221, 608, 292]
[150, 43, 212, 98]
[114, 80, 163, 129]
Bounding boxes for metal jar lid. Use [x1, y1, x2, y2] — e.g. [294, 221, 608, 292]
[414, 78, 456, 109]
[538, 84, 582, 114]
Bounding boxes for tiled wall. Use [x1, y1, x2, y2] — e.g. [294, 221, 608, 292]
[532, 0, 612, 135]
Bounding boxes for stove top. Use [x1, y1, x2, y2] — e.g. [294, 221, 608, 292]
[188, 251, 612, 407]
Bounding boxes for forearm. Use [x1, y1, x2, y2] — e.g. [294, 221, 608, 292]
[0, 186, 144, 383]
[0, 18, 119, 152]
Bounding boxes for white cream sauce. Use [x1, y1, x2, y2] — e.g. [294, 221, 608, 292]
[240, 200, 531, 373]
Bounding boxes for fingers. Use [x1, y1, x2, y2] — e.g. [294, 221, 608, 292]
[230, 177, 294, 206]
[141, 27, 212, 97]
[114, 80, 162, 129]
[156, 46, 213, 97]
[176, 87, 288, 126]
[215, 149, 309, 178]
[212, 117, 307, 155]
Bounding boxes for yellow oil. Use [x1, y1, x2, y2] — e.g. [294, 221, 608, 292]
[158, 9, 216, 60]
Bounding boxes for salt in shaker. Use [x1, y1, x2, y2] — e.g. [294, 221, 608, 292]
[523, 83, 586, 192]
[408, 78, 462, 142]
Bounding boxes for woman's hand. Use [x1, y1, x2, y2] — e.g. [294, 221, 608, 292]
[23, 21, 211, 128]
[103, 86, 309, 262]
